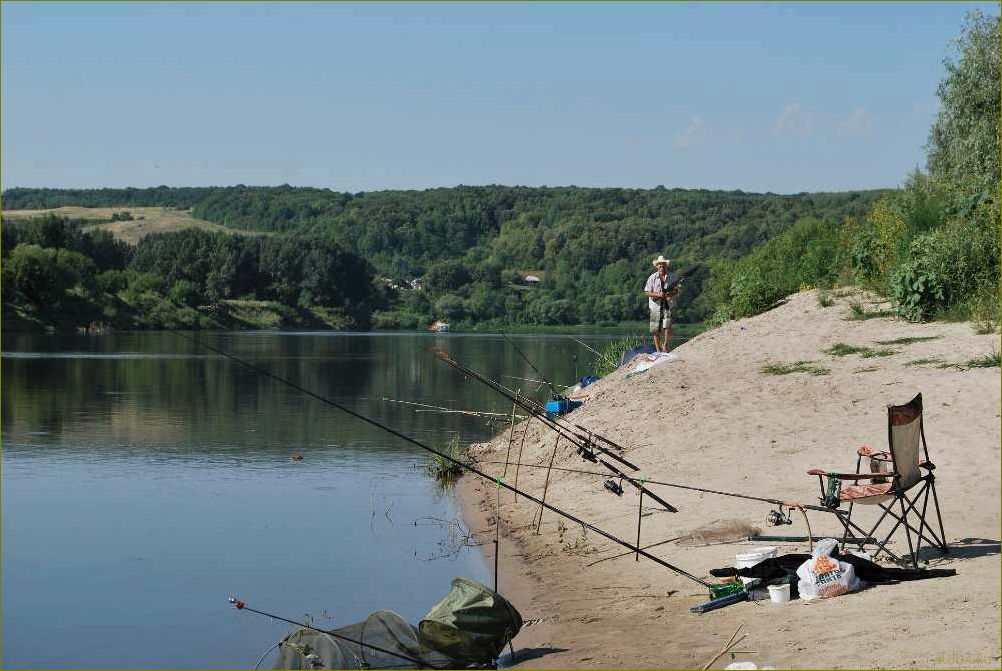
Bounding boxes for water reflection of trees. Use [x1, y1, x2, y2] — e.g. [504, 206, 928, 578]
[2, 334, 598, 460]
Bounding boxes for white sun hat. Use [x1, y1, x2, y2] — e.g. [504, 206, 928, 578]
[652, 254, 671, 267]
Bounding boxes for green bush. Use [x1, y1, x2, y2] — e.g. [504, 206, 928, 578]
[890, 255, 945, 322]
[728, 267, 774, 318]
[705, 218, 839, 322]
[434, 294, 466, 321]
[96, 269, 129, 295]
[126, 270, 166, 294]
[889, 205, 999, 322]
[169, 280, 200, 306]
[371, 309, 426, 330]
[847, 220, 881, 283]
[5, 244, 93, 304]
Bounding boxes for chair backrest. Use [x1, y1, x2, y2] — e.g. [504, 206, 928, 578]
[887, 392, 924, 490]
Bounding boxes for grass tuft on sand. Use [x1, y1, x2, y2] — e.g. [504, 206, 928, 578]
[824, 342, 897, 358]
[966, 350, 1001, 368]
[846, 302, 896, 321]
[760, 361, 830, 376]
[904, 357, 950, 368]
[874, 335, 942, 346]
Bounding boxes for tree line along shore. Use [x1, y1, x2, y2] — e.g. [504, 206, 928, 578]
[2, 12, 997, 337]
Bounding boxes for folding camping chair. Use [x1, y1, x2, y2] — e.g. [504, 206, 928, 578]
[807, 392, 948, 568]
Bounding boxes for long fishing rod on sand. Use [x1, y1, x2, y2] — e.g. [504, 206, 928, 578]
[434, 348, 632, 466]
[432, 348, 680, 515]
[475, 460, 837, 515]
[495, 338, 629, 457]
[171, 330, 710, 588]
[227, 597, 433, 669]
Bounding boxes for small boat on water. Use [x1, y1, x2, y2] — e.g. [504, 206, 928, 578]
[429, 320, 451, 333]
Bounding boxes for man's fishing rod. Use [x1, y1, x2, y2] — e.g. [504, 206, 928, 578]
[227, 597, 433, 669]
[172, 330, 708, 587]
[432, 348, 680, 514]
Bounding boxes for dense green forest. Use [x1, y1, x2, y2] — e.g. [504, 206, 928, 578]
[1, 187, 884, 331]
[2, 11, 995, 334]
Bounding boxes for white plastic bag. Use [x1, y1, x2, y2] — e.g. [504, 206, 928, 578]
[796, 538, 860, 600]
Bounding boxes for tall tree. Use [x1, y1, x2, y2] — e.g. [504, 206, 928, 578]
[926, 10, 1001, 195]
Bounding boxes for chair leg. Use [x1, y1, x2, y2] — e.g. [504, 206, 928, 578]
[873, 504, 904, 558]
[898, 486, 947, 551]
[929, 480, 948, 554]
[840, 501, 856, 551]
[867, 503, 899, 554]
[873, 488, 942, 557]
[899, 498, 917, 568]
[913, 488, 927, 563]
[842, 512, 903, 563]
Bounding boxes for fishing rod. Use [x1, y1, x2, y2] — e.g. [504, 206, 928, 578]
[490, 373, 631, 459]
[381, 397, 524, 420]
[476, 460, 837, 515]
[435, 348, 628, 456]
[494, 381, 632, 457]
[227, 597, 434, 669]
[432, 348, 680, 514]
[567, 336, 602, 357]
[433, 348, 636, 469]
[172, 330, 709, 587]
[500, 332, 562, 399]
[502, 374, 572, 390]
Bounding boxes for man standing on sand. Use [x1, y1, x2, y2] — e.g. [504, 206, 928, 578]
[644, 255, 680, 353]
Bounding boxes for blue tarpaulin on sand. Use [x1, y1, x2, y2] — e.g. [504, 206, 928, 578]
[619, 344, 656, 367]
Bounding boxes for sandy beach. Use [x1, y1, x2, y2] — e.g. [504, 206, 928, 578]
[457, 289, 1001, 670]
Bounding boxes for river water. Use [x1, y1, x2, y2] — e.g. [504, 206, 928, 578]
[1, 331, 637, 669]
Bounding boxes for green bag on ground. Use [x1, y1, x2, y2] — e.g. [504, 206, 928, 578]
[418, 578, 523, 663]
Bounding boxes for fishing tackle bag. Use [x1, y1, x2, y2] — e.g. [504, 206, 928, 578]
[796, 538, 861, 600]
[419, 578, 523, 663]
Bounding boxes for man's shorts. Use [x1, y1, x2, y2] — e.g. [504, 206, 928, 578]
[649, 307, 672, 334]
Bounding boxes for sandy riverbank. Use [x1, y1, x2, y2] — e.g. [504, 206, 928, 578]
[456, 289, 1001, 670]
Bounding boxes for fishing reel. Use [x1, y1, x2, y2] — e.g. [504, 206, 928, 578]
[603, 479, 624, 497]
[766, 505, 794, 526]
[576, 445, 598, 463]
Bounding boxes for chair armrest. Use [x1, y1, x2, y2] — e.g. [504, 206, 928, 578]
[857, 446, 892, 461]
[806, 469, 898, 480]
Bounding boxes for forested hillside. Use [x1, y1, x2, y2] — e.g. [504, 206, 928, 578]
[1, 215, 377, 332]
[702, 10, 999, 332]
[2, 185, 884, 329]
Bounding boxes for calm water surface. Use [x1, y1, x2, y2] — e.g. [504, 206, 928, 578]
[1, 331, 631, 669]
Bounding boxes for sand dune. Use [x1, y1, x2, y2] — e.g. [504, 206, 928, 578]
[459, 289, 1000, 670]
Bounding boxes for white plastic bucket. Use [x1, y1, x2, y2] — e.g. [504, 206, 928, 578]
[734, 546, 777, 584]
[767, 583, 791, 604]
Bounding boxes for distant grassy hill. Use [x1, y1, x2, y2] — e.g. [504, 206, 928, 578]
[1, 206, 260, 245]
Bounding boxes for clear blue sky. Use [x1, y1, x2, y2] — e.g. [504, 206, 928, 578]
[2, 2, 996, 194]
